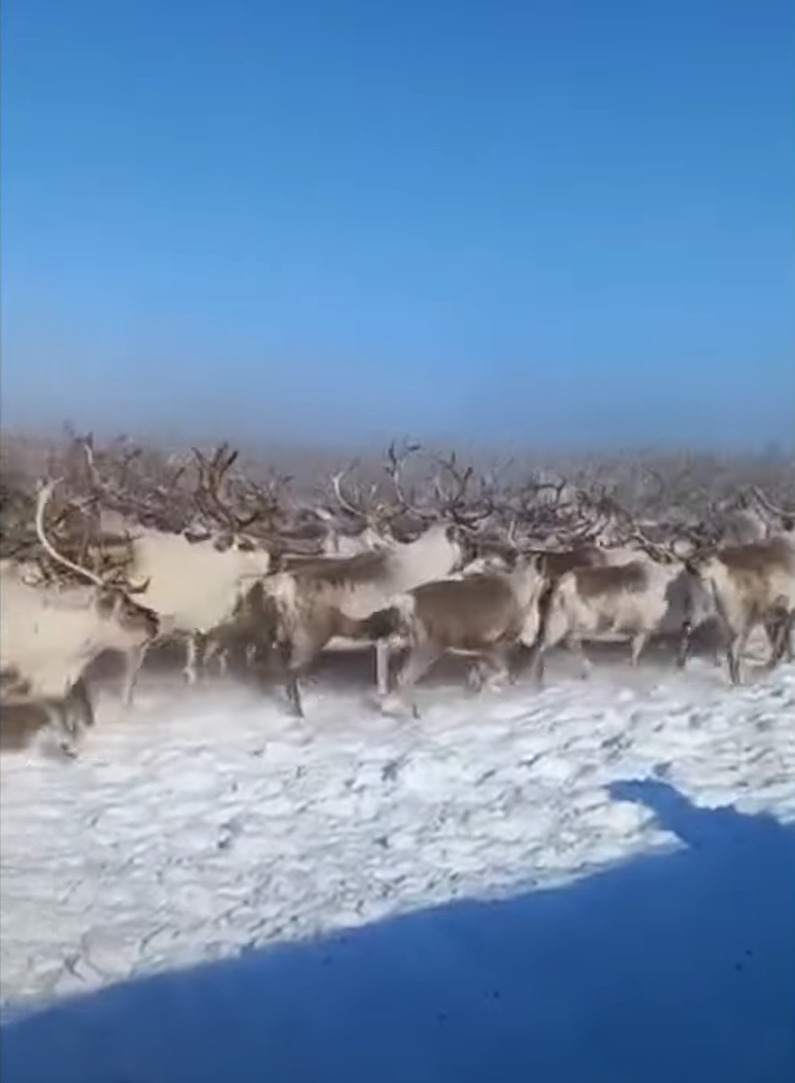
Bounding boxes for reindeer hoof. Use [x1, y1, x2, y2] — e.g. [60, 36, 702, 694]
[379, 693, 413, 718]
[42, 736, 78, 762]
[466, 668, 483, 693]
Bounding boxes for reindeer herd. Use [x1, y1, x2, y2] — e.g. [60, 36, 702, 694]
[1, 437, 793, 757]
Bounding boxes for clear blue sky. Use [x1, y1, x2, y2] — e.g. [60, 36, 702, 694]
[2, 0, 793, 450]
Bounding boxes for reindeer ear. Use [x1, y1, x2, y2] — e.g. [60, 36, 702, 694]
[445, 523, 459, 544]
[782, 515, 794, 533]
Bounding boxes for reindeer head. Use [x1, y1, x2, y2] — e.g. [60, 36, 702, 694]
[33, 479, 164, 644]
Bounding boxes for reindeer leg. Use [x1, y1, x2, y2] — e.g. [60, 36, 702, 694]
[276, 640, 304, 718]
[375, 638, 391, 696]
[69, 677, 95, 731]
[708, 617, 728, 669]
[467, 660, 485, 692]
[383, 643, 441, 717]
[286, 672, 304, 719]
[567, 635, 592, 679]
[42, 703, 79, 760]
[630, 631, 649, 667]
[727, 619, 753, 686]
[530, 642, 547, 685]
[121, 643, 149, 706]
[203, 636, 230, 678]
[183, 632, 206, 685]
[676, 620, 693, 670]
[202, 637, 220, 669]
[279, 633, 320, 720]
[477, 646, 511, 692]
[42, 681, 92, 760]
[767, 610, 794, 669]
[397, 643, 441, 689]
[726, 638, 741, 685]
[782, 617, 795, 664]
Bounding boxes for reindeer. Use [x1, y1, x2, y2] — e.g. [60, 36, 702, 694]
[113, 446, 274, 700]
[245, 521, 472, 716]
[1, 481, 162, 755]
[531, 553, 690, 681]
[361, 554, 548, 715]
[675, 490, 795, 674]
[249, 445, 514, 716]
[681, 535, 795, 684]
[67, 440, 274, 700]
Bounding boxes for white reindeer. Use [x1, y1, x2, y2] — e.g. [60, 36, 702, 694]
[1, 482, 162, 754]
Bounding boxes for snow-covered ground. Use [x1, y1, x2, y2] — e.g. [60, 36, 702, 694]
[2, 642, 794, 1014]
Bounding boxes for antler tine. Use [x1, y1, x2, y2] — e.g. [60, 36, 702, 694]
[383, 438, 424, 517]
[433, 452, 474, 517]
[330, 461, 369, 520]
[212, 442, 239, 477]
[78, 432, 102, 491]
[627, 527, 678, 563]
[192, 445, 233, 530]
[750, 485, 787, 519]
[34, 478, 104, 587]
[190, 442, 255, 532]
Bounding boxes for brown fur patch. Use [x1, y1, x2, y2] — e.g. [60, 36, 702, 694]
[718, 538, 794, 575]
[412, 574, 518, 650]
[290, 549, 390, 589]
[538, 547, 605, 579]
[574, 561, 649, 598]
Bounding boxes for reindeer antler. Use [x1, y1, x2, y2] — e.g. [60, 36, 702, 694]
[384, 440, 421, 506]
[431, 451, 494, 528]
[750, 485, 790, 520]
[328, 461, 379, 522]
[192, 443, 259, 532]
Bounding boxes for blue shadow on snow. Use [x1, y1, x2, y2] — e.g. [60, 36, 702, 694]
[2, 779, 794, 1083]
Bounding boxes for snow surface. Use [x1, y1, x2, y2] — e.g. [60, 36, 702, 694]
[2, 645, 795, 1081]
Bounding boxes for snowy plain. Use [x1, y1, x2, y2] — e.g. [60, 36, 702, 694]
[1, 641, 795, 1081]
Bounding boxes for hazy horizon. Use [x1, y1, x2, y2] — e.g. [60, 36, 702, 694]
[2, 0, 794, 451]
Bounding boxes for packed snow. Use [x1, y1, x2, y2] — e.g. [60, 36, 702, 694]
[2, 641, 794, 1015]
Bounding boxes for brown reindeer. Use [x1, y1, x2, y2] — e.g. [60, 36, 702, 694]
[532, 555, 689, 680]
[240, 523, 473, 716]
[682, 536, 795, 684]
[361, 554, 548, 715]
